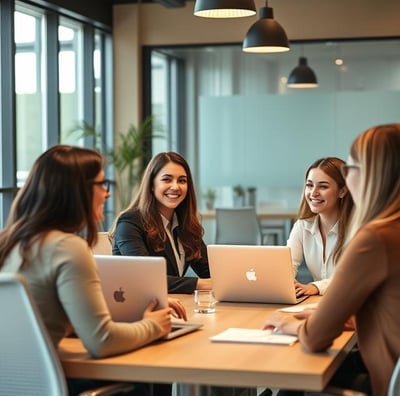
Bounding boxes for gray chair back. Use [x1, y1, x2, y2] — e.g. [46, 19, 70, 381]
[0, 273, 69, 396]
[0, 273, 137, 396]
[215, 207, 262, 245]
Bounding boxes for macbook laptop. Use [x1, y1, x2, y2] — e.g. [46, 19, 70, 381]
[94, 255, 202, 339]
[207, 245, 309, 305]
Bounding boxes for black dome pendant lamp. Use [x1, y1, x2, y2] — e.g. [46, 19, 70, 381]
[242, 0, 290, 53]
[194, 0, 256, 18]
[287, 57, 319, 88]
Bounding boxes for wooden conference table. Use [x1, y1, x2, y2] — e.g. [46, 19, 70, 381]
[59, 295, 356, 393]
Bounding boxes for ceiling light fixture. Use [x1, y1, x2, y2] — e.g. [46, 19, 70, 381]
[287, 57, 319, 88]
[242, 0, 290, 53]
[194, 0, 256, 18]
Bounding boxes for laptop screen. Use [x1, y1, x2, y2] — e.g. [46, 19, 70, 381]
[207, 245, 307, 305]
[94, 255, 168, 322]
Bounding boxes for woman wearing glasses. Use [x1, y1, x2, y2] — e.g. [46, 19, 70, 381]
[0, 145, 186, 395]
[287, 157, 354, 297]
[110, 151, 212, 294]
[265, 124, 400, 395]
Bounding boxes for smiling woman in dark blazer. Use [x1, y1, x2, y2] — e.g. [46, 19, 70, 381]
[110, 151, 211, 294]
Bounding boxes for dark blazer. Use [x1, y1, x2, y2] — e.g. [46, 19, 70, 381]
[112, 209, 210, 294]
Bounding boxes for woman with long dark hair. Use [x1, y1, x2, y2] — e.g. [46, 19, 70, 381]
[0, 145, 186, 395]
[111, 151, 211, 294]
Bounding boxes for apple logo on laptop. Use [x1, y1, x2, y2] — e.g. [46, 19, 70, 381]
[246, 268, 257, 281]
[113, 287, 126, 303]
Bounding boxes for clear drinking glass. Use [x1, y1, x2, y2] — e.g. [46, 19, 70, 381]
[194, 290, 216, 313]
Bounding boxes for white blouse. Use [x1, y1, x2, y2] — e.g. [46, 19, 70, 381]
[161, 213, 186, 276]
[287, 215, 338, 295]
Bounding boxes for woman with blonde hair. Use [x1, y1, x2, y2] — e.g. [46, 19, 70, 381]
[288, 157, 354, 297]
[265, 124, 400, 395]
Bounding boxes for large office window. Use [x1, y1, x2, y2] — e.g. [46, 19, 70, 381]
[59, 19, 83, 144]
[0, 0, 113, 227]
[94, 33, 103, 139]
[14, 7, 44, 186]
[147, 50, 186, 155]
[151, 52, 169, 154]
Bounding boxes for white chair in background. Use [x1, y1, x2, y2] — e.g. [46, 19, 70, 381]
[257, 200, 290, 245]
[93, 231, 112, 255]
[0, 273, 134, 396]
[215, 207, 262, 245]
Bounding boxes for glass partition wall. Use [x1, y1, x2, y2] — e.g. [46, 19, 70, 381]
[146, 39, 400, 214]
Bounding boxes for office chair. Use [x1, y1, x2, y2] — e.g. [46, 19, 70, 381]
[388, 357, 400, 396]
[215, 207, 262, 245]
[93, 231, 113, 255]
[0, 273, 134, 396]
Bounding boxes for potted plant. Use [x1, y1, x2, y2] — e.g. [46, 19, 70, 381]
[246, 186, 257, 207]
[203, 188, 216, 210]
[232, 184, 245, 207]
[70, 115, 164, 210]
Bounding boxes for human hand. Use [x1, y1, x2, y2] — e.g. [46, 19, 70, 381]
[295, 281, 319, 297]
[143, 299, 172, 337]
[293, 309, 315, 320]
[168, 297, 187, 321]
[196, 278, 212, 290]
[263, 311, 303, 336]
[344, 315, 355, 331]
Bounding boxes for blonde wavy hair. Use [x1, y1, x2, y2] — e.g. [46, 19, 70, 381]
[346, 123, 400, 242]
[297, 157, 354, 264]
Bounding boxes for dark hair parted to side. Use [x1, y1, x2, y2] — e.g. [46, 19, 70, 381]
[0, 145, 103, 269]
[112, 151, 203, 261]
[297, 157, 354, 264]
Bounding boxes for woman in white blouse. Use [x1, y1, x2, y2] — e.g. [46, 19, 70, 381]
[288, 157, 354, 297]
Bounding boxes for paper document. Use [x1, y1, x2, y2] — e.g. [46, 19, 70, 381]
[209, 328, 298, 345]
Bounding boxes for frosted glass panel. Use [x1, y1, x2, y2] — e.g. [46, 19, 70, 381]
[199, 91, 400, 205]
[335, 91, 400, 159]
[199, 94, 335, 188]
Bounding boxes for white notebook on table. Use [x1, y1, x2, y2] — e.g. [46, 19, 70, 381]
[210, 328, 298, 345]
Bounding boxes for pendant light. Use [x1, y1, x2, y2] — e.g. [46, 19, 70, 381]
[194, 0, 256, 18]
[242, 0, 290, 53]
[287, 57, 319, 88]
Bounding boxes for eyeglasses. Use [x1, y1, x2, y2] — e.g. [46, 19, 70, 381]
[340, 163, 360, 178]
[91, 179, 113, 193]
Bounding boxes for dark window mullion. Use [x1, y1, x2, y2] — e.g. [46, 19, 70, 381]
[82, 24, 95, 147]
[43, 10, 60, 148]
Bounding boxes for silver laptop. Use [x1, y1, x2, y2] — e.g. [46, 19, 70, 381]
[94, 255, 202, 339]
[207, 245, 308, 305]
